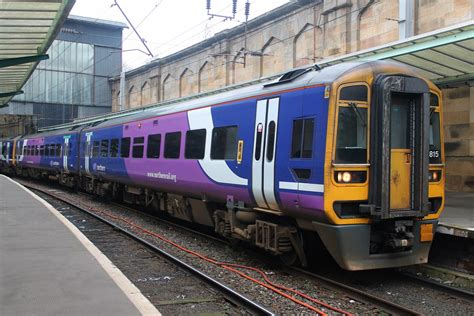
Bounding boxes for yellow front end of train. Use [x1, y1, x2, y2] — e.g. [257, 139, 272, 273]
[315, 62, 445, 270]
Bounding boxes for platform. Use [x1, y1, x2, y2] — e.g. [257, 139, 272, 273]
[0, 175, 159, 315]
[437, 192, 474, 239]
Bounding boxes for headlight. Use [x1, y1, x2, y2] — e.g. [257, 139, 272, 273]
[334, 171, 367, 183]
[429, 170, 442, 182]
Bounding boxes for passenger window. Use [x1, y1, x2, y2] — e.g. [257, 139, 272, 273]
[211, 126, 238, 160]
[164, 132, 181, 159]
[120, 137, 130, 158]
[92, 141, 100, 158]
[291, 118, 314, 159]
[110, 139, 119, 158]
[147, 134, 161, 159]
[40, 145, 45, 156]
[132, 137, 144, 158]
[185, 129, 206, 159]
[100, 140, 109, 157]
[56, 144, 62, 157]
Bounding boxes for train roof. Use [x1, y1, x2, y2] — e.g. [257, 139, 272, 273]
[22, 124, 84, 140]
[83, 60, 381, 131]
[27, 60, 429, 136]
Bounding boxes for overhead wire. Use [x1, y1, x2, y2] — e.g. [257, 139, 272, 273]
[22, 0, 383, 121]
[25, 0, 248, 108]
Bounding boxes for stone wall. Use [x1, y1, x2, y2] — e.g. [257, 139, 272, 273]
[443, 86, 474, 192]
[110, 0, 473, 191]
[111, 0, 472, 110]
[0, 115, 37, 138]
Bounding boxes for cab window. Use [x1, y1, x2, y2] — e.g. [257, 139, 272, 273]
[335, 85, 368, 164]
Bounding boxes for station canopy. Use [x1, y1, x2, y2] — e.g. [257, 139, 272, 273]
[319, 20, 474, 88]
[0, 0, 75, 107]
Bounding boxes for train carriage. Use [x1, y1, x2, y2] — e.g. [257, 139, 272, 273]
[8, 60, 445, 270]
[16, 127, 81, 186]
[0, 138, 13, 172]
[0, 137, 21, 174]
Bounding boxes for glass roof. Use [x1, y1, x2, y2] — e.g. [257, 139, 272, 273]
[319, 21, 474, 87]
[0, 0, 75, 106]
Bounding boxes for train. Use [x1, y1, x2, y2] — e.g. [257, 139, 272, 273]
[0, 60, 445, 270]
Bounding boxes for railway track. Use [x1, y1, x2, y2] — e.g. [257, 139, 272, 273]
[112, 199, 474, 306]
[115, 199, 474, 305]
[25, 183, 274, 315]
[397, 270, 473, 302]
[19, 179, 472, 315]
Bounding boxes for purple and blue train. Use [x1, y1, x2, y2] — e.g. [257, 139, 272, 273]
[1, 61, 446, 270]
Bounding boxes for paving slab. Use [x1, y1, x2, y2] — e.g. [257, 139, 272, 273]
[0, 175, 160, 315]
[437, 192, 474, 239]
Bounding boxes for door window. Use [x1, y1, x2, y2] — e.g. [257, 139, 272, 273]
[390, 95, 411, 149]
[429, 112, 442, 163]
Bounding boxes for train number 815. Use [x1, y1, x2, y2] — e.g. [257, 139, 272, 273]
[429, 150, 440, 158]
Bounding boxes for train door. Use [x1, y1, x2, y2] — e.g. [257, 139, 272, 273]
[5, 141, 10, 164]
[390, 94, 413, 210]
[63, 135, 70, 172]
[370, 76, 430, 218]
[252, 98, 280, 210]
[19, 139, 27, 163]
[84, 132, 93, 175]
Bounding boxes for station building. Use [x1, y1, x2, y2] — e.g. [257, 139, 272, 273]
[108, 0, 474, 192]
[0, 15, 126, 131]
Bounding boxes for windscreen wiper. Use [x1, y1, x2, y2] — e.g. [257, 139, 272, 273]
[349, 102, 366, 128]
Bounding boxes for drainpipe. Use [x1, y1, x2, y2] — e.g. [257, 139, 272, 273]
[399, 0, 414, 39]
[119, 70, 125, 111]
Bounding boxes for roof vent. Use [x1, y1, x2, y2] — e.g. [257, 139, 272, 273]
[91, 120, 104, 127]
[263, 67, 312, 88]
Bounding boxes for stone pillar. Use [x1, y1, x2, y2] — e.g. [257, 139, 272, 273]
[443, 86, 474, 192]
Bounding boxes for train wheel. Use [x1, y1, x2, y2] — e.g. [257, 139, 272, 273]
[279, 250, 299, 266]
